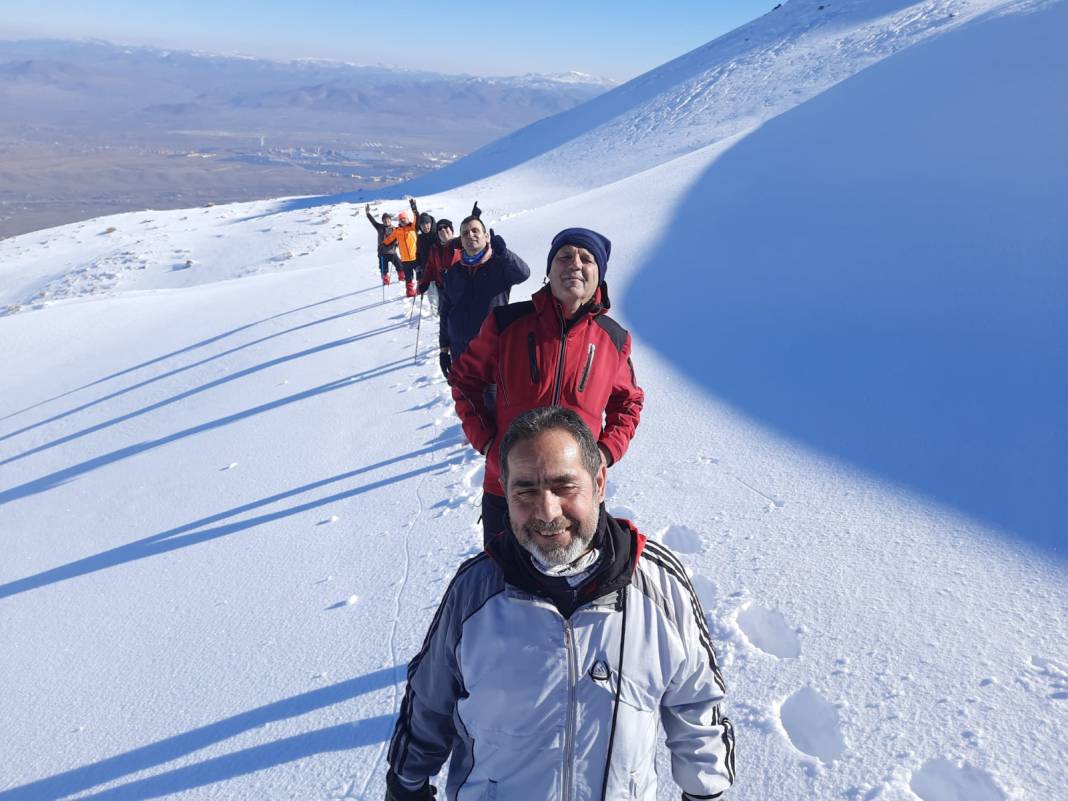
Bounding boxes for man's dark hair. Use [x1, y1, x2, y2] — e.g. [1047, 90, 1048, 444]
[459, 214, 486, 233]
[499, 407, 601, 487]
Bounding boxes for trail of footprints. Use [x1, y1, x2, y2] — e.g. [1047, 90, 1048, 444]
[640, 515, 1014, 800]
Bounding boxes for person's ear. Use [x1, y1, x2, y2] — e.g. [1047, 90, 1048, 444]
[594, 461, 607, 503]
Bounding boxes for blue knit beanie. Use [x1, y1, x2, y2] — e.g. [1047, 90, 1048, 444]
[547, 228, 611, 285]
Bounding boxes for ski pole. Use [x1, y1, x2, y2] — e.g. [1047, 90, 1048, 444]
[413, 293, 424, 363]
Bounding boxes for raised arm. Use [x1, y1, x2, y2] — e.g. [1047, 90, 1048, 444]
[488, 232, 530, 288]
[365, 204, 384, 232]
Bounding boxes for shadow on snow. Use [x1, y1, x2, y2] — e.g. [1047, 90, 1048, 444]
[0, 667, 403, 801]
[0, 438, 466, 598]
[625, 5, 1068, 557]
[0, 288, 379, 425]
[0, 318, 405, 463]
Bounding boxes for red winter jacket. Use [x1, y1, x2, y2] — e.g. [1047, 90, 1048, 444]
[449, 283, 644, 496]
[417, 238, 462, 294]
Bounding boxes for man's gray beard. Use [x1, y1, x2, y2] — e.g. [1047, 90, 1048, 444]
[515, 521, 595, 567]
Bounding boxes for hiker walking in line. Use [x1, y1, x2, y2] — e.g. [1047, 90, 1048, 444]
[365, 204, 403, 286]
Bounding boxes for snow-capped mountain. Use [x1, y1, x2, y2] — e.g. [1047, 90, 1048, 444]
[1, 2, 1065, 800]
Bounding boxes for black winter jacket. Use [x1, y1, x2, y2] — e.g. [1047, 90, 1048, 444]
[438, 233, 530, 358]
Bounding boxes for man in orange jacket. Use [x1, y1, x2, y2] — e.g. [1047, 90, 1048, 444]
[384, 198, 421, 297]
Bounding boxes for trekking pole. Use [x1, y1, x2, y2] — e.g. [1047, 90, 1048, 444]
[413, 293, 424, 364]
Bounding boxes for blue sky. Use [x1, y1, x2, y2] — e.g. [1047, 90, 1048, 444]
[1, 0, 775, 80]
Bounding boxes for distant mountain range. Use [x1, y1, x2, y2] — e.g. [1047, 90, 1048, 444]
[0, 39, 614, 140]
[0, 38, 614, 238]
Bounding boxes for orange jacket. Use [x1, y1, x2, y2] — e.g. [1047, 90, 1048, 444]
[384, 223, 418, 261]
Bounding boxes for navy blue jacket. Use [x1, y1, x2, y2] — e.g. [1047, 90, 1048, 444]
[439, 233, 530, 358]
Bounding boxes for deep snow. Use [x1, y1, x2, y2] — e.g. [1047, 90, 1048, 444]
[2, 1, 1066, 800]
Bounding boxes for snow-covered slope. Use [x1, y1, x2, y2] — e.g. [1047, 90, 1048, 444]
[401, 0, 1030, 205]
[2, 2, 1066, 801]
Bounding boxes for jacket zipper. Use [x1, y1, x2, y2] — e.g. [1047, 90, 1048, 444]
[552, 313, 568, 405]
[577, 344, 596, 392]
[527, 333, 540, 384]
[563, 620, 578, 801]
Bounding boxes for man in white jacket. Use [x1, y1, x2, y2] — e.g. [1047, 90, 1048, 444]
[385, 407, 735, 801]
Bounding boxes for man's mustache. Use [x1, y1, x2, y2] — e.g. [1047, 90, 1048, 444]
[524, 518, 569, 534]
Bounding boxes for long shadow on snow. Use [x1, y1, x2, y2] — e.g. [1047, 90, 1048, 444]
[0, 288, 380, 425]
[624, 5, 1068, 556]
[0, 298, 394, 447]
[0, 359, 415, 507]
[0, 667, 402, 801]
[0, 436, 467, 598]
[0, 319, 406, 463]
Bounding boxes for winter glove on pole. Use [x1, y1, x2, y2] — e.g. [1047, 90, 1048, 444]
[439, 348, 451, 379]
[384, 770, 436, 800]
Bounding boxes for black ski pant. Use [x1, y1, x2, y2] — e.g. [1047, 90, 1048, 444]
[481, 491, 509, 548]
[378, 252, 402, 277]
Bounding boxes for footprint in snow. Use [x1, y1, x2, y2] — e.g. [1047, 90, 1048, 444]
[1028, 655, 1068, 700]
[778, 686, 846, 763]
[909, 758, 1006, 801]
[658, 524, 703, 554]
[736, 603, 801, 658]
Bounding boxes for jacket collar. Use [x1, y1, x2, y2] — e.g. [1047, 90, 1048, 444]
[461, 245, 494, 271]
[532, 282, 613, 322]
[486, 507, 642, 617]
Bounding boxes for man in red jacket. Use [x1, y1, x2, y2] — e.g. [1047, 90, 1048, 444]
[449, 227, 644, 545]
[416, 219, 461, 315]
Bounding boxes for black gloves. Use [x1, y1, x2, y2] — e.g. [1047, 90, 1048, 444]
[385, 770, 436, 800]
[471, 201, 481, 218]
[490, 232, 506, 254]
[439, 349, 451, 379]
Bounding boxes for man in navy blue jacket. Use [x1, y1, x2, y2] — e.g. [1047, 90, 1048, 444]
[437, 202, 530, 378]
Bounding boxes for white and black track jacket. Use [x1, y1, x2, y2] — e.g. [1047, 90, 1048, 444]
[387, 513, 735, 801]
